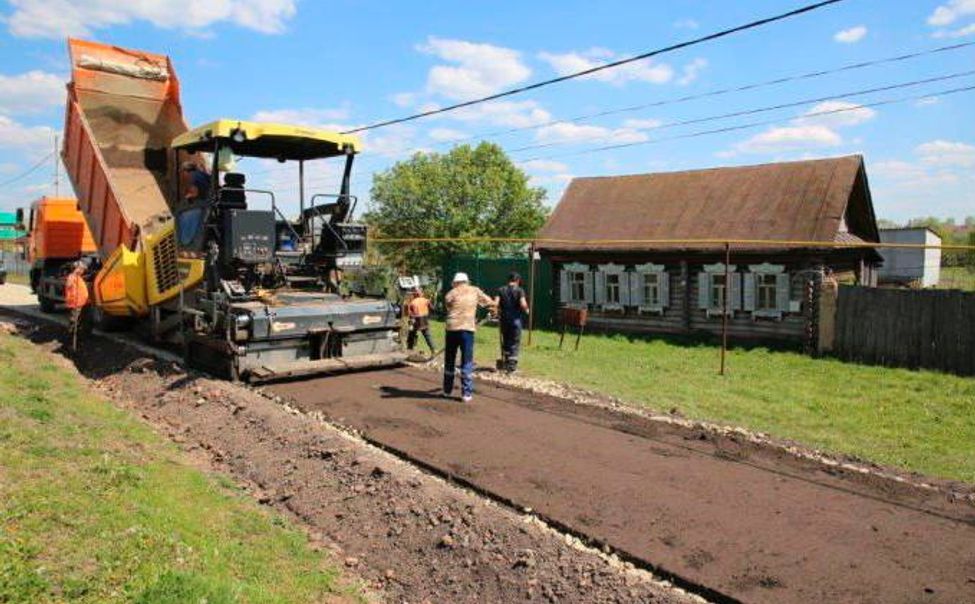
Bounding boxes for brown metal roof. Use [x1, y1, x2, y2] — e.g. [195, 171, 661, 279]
[536, 155, 875, 252]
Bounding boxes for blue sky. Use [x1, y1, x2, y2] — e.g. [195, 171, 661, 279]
[0, 0, 973, 221]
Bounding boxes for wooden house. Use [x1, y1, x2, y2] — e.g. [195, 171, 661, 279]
[536, 155, 882, 343]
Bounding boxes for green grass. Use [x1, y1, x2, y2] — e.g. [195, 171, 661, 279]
[0, 333, 359, 604]
[937, 266, 975, 291]
[429, 321, 975, 483]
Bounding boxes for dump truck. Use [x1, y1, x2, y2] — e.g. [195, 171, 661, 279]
[61, 38, 404, 380]
[20, 197, 98, 311]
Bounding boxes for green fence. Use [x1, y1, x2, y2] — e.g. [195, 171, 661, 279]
[442, 255, 554, 328]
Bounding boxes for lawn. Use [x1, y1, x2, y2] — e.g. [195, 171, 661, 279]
[938, 266, 975, 291]
[0, 331, 359, 604]
[428, 321, 975, 483]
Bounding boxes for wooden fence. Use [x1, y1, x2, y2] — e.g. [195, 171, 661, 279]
[833, 286, 975, 376]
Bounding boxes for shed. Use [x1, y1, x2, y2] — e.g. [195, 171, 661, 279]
[536, 155, 881, 343]
[877, 227, 941, 288]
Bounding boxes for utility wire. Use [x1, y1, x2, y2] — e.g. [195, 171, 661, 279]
[252, 41, 974, 180]
[456, 41, 975, 147]
[0, 151, 55, 187]
[288, 76, 972, 190]
[521, 83, 975, 161]
[510, 69, 975, 153]
[342, 0, 848, 134]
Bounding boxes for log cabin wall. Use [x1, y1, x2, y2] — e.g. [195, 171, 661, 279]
[547, 252, 863, 345]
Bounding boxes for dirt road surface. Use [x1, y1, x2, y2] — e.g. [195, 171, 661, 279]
[0, 295, 700, 604]
[270, 367, 975, 604]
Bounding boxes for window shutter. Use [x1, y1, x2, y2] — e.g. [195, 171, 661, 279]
[619, 272, 631, 306]
[658, 271, 670, 308]
[559, 270, 570, 304]
[629, 272, 644, 306]
[730, 272, 742, 310]
[743, 273, 756, 311]
[697, 272, 710, 309]
[776, 272, 790, 311]
[594, 270, 606, 304]
[583, 270, 594, 304]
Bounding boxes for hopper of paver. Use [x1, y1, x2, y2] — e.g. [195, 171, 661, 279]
[62, 38, 201, 317]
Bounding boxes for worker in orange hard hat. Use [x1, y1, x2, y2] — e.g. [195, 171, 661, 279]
[64, 260, 90, 351]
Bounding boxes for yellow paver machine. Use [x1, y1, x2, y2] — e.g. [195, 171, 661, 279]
[62, 38, 405, 381]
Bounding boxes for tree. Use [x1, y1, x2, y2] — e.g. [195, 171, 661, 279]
[365, 142, 549, 276]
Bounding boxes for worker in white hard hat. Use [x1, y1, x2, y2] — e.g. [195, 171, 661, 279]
[442, 272, 495, 402]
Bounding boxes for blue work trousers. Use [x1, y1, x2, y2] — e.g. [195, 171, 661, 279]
[500, 317, 523, 370]
[443, 329, 475, 398]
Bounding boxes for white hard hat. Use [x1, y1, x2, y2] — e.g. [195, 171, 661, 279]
[452, 272, 469, 284]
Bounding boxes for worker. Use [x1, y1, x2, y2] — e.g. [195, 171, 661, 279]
[406, 287, 436, 354]
[495, 272, 530, 373]
[181, 161, 210, 205]
[64, 260, 89, 351]
[443, 272, 495, 402]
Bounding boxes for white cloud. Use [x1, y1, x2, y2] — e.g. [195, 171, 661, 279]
[0, 115, 56, 150]
[0, 70, 63, 115]
[735, 125, 842, 154]
[528, 172, 574, 191]
[4, 0, 297, 39]
[794, 101, 876, 128]
[870, 141, 975, 220]
[445, 99, 551, 129]
[364, 125, 421, 159]
[622, 118, 663, 130]
[673, 18, 699, 30]
[927, 0, 975, 26]
[390, 92, 417, 108]
[833, 25, 867, 43]
[915, 96, 941, 107]
[534, 122, 647, 146]
[932, 22, 975, 37]
[537, 47, 673, 86]
[428, 128, 467, 142]
[677, 58, 707, 85]
[418, 37, 530, 101]
[916, 140, 975, 167]
[251, 106, 351, 128]
[519, 159, 568, 173]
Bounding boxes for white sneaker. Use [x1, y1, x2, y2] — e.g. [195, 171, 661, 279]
[461, 395, 473, 403]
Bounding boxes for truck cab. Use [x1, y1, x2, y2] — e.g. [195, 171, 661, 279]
[21, 197, 97, 312]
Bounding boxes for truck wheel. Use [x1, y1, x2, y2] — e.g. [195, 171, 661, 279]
[38, 296, 57, 313]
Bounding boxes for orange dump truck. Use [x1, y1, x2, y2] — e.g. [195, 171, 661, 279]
[23, 196, 98, 312]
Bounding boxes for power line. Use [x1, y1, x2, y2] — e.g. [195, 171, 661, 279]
[449, 41, 975, 147]
[520, 83, 975, 161]
[509, 69, 975, 153]
[0, 151, 55, 188]
[252, 41, 975, 181]
[342, 0, 849, 134]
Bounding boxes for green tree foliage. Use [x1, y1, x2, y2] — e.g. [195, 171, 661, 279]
[366, 142, 549, 276]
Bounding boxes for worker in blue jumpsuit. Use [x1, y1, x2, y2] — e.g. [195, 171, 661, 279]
[495, 272, 530, 373]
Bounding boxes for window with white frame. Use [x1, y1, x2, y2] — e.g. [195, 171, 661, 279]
[710, 273, 727, 308]
[698, 264, 741, 317]
[744, 263, 790, 318]
[756, 273, 777, 310]
[569, 271, 587, 302]
[630, 263, 668, 312]
[559, 262, 592, 306]
[643, 273, 661, 307]
[605, 273, 621, 304]
[594, 263, 627, 310]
